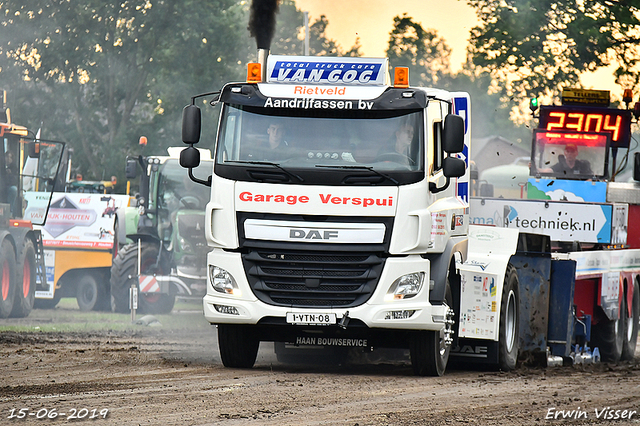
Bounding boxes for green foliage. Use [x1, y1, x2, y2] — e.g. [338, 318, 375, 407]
[387, 14, 451, 87]
[468, 0, 640, 100]
[0, 0, 252, 184]
[385, 14, 529, 143]
[0, 1, 361, 183]
[271, 0, 304, 55]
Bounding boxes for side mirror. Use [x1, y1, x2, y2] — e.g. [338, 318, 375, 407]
[443, 156, 466, 178]
[634, 152, 640, 181]
[443, 114, 465, 153]
[180, 146, 200, 169]
[125, 159, 137, 179]
[182, 104, 201, 145]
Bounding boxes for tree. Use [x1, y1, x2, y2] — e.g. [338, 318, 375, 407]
[386, 14, 451, 87]
[468, 0, 640, 101]
[0, 0, 358, 183]
[0, 0, 251, 183]
[385, 14, 529, 143]
[270, 0, 305, 55]
[308, 15, 361, 57]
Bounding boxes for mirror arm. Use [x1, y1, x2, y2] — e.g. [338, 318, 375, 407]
[188, 167, 212, 187]
[429, 177, 451, 194]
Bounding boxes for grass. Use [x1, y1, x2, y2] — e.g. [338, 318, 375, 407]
[0, 297, 211, 333]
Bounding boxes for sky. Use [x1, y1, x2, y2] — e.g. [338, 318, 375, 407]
[294, 0, 477, 72]
[293, 0, 621, 99]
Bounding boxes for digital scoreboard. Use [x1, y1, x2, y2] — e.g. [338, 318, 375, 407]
[539, 105, 632, 148]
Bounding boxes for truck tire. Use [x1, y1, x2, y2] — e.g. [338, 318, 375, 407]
[76, 273, 106, 312]
[410, 280, 454, 376]
[0, 240, 17, 319]
[621, 281, 639, 361]
[498, 265, 519, 371]
[591, 306, 624, 363]
[10, 239, 36, 318]
[218, 324, 259, 368]
[110, 242, 175, 314]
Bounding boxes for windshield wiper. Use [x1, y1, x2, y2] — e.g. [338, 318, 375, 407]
[225, 160, 304, 182]
[315, 164, 398, 185]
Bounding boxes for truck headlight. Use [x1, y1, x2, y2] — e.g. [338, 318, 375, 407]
[209, 265, 241, 296]
[385, 272, 424, 301]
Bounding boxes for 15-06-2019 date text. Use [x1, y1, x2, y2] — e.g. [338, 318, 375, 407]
[7, 408, 109, 420]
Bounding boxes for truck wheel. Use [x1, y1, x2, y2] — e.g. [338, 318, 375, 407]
[10, 239, 36, 318]
[410, 280, 454, 376]
[498, 265, 519, 371]
[76, 274, 103, 312]
[110, 242, 175, 314]
[218, 324, 259, 368]
[591, 307, 624, 363]
[0, 240, 17, 319]
[621, 281, 639, 360]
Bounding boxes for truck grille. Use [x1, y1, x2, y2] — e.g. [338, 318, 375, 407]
[242, 250, 384, 308]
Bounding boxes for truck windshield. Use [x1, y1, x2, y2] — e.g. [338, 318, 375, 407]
[216, 104, 424, 175]
[157, 160, 211, 213]
[530, 130, 609, 180]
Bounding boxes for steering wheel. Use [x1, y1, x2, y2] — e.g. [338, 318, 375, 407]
[179, 195, 201, 209]
[375, 152, 415, 165]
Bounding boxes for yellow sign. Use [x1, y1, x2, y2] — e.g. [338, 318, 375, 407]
[562, 88, 610, 106]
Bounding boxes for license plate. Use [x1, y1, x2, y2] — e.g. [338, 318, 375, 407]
[286, 312, 336, 325]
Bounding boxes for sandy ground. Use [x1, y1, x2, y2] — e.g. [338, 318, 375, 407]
[1, 305, 639, 426]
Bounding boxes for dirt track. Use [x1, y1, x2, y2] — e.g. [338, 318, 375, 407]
[1, 305, 640, 426]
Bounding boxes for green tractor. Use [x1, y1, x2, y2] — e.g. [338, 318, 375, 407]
[110, 147, 212, 314]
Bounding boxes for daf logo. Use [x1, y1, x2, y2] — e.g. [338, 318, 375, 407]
[289, 229, 339, 240]
[451, 345, 488, 356]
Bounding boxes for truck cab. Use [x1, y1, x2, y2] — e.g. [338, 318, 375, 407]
[182, 55, 469, 376]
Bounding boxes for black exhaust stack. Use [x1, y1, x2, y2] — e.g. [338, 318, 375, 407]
[248, 0, 279, 80]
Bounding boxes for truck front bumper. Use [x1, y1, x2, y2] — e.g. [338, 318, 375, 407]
[203, 250, 447, 332]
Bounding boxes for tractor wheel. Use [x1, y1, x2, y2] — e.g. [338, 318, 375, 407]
[10, 238, 36, 318]
[218, 324, 259, 368]
[621, 281, 639, 360]
[0, 240, 17, 319]
[498, 265, 520, 371]
[112, 219, 120, 260]
[110, 242, 175, 314]
[410, 279, 454, 376]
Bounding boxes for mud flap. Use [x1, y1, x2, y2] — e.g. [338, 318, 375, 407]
[547, 259, 577, 357]
[509, 255, 551, 357]
[450, 338, 499, 364]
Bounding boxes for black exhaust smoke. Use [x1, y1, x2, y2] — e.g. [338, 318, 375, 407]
[248, 0, 279, 50]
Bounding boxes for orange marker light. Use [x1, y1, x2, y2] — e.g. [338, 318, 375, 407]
[623, 89, 633, 104]
[139, 136, 147, 146]
[247, 63, 262, 83]
[394, 67, 409, 88]
[12, 220, 32, 229]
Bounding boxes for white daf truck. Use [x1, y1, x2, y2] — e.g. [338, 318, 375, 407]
[179, 54, 559, 375]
